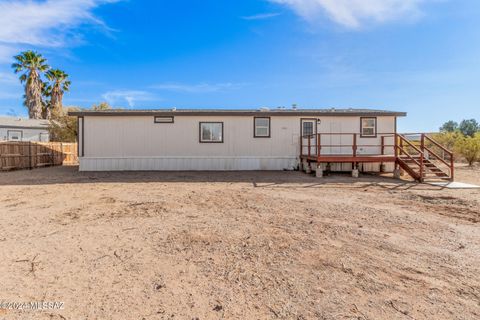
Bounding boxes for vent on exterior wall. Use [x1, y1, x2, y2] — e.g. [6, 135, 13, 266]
[154, 116, 174, 123]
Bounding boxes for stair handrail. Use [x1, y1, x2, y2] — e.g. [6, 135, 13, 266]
[397, 134, 423, 154]
[396, 133, 454, 182]
[395, 134, 422, 168]
[424, 134, 454, 180]
[423, 146, 452, 170]
[424, 135, 453, 157]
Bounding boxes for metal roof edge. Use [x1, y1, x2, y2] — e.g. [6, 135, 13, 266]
[68, 109, 407, 117]
[0, 125, 49, 130]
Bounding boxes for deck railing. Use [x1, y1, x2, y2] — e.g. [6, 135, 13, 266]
[396, 133, 454, 181]
[299, 132, 454, 181]
[300, 132, 397, 158]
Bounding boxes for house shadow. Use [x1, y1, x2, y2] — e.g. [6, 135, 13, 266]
[0, 165, 447, 191]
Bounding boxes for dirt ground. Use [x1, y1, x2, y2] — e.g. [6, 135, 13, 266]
[0, 164, 479, 320]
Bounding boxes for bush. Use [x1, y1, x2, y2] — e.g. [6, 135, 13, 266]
[454, 133, 480, 166]
[48, 106, 79, 142]
[430, 131, 462, 155]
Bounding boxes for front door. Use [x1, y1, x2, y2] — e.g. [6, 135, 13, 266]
[301, 119, 317, 156]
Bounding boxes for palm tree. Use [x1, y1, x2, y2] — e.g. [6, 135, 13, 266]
[41, 81, 51, 119]
[12, 51, 49, 119]
[45, 69, 71, 118]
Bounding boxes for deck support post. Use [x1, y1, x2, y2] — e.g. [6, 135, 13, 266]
[393, 168, 401, 179]
[315, 164, 323, 178]
[352, 168, 359, 178]
[303, 160, 312, 174]
[380, 163, 386, 173]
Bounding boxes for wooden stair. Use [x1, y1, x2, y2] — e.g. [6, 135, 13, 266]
[397, 156, 451, 182]
[396, 134, 454, 183]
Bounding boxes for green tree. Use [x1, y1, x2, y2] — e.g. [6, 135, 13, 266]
[455, 133, 480, 166]
[459, 119, 479, 137]
[45, 69, 71, 119]
[439, 120, 458, 133]
[12, 51, 50, 119]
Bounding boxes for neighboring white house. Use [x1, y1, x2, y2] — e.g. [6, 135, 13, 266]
[0, 116, 50, 142]
[69, 108, 406, 172]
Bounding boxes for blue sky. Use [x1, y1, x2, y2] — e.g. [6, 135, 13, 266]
[0, 0, 479, 132]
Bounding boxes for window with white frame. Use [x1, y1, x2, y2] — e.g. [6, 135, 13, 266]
[361, 117, 377, 137]
[254, 117, 270, 138]
[200, 122, 223, 143]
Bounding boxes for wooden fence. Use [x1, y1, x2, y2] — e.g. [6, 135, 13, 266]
[0, 142, 78, 171]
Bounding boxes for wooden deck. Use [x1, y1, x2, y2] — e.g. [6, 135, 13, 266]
[300, 133, 455, 182]
[301, 154, 396, 163]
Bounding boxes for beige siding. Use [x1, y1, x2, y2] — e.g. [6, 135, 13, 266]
[84, 116, 301, 157]
[80, 115, 396, 171]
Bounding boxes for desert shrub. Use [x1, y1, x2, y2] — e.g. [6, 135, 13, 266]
[48, 106, 79, 142]
[430, 131, 463, 153]
[454, 133, 480, 166]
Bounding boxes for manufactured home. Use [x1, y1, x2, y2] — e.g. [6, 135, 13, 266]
[69, 108, 454, 182]
[0, 116, 50, 142]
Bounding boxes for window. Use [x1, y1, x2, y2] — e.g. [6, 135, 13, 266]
[302, 120, 315, 136]
[200, 122, 223, 143]
[154, 116, 174, 123]
[254, 117, 270, 138]
[361, 117, 377, 137]
[7, 130, 22, 141]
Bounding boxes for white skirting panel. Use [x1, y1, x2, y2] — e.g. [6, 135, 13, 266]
[79, 157, 299, 171]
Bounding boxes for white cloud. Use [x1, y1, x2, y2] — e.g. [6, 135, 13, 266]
[0, 44, 18, 63]
[0, 71, 17, 84]
[151, 82, 243, 93]
[270, 0, 432, 28]
[242, 12, 282, 20]
[0, 0, 119, 61]
[102, 90, 156, 107]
